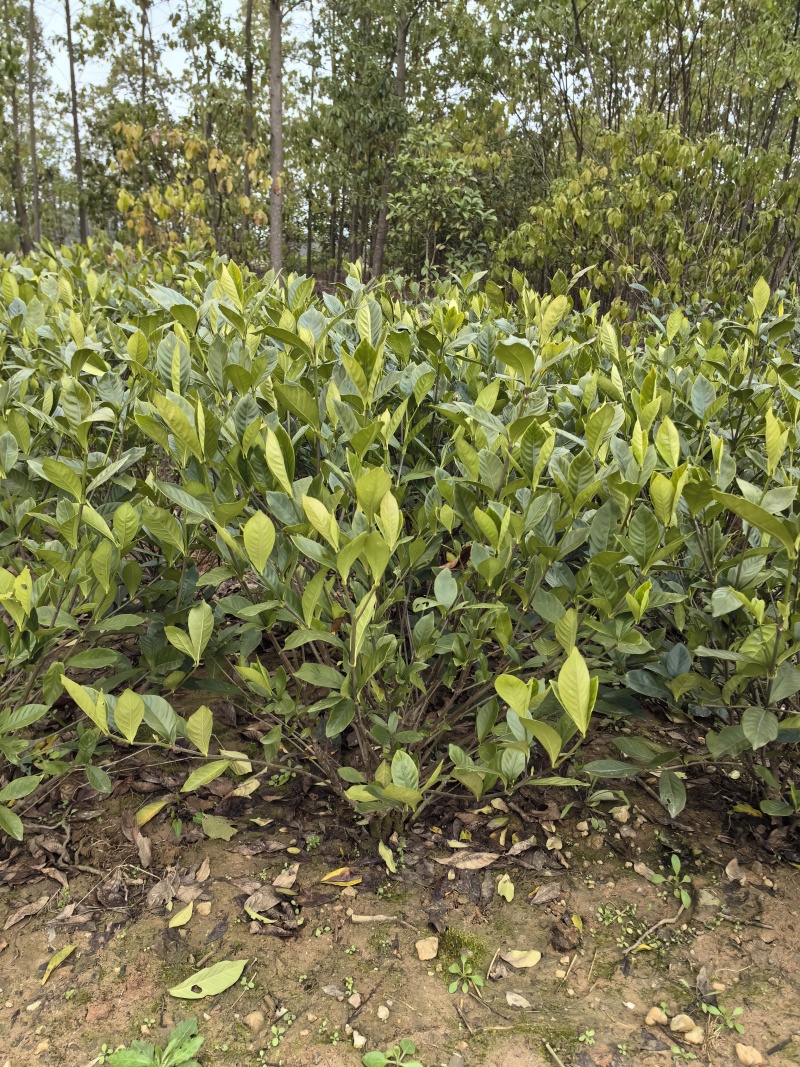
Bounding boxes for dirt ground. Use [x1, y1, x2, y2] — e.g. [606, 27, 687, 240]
[1, 761, 800, 1067]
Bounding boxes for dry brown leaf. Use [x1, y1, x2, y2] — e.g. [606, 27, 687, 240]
[434, 851, 499, 870]
[506, 991, 532, 1008]
[3, 895, 48, 931]
[244, 887, 281, 915]
[506, 836, 537, 857]
[196, 857, 211, 883]
[272, 863, 299, 890]
[726, 857, 747, 884]
[528, 882, 563, 905]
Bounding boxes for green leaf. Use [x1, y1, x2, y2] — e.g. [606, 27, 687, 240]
[712, 491, 796, 557]
[200, 814, 238, 841]
[61, 677, 109, 734]
[326, 699, 355, 738]
[169, 958, 248, 999]
[495, 674, 530, 717]
[273, 380, 320, 430]
[181, 760, 230, 792]
[41, 458, 82, 500]
[0, 804, 23, 841]
[265, 428, 293, 494]
[582, 759, 641, 778]
[752, 277, 770, 318]
[243, 512, 276, 572]
[552, 648, 596, 735]
[188, 601, 214, 662]
[362, 1053, 390, 1067]
[378, 840, 397, 874]
[433, 567, 458, 610]
[658, 770, 687, 818]
[522, 719, 562, 767]
[186, 705, 213, 756]
[391, 749, 419, 792]
[741, 707, 779, 750]
[356, 468, 391, 522]
[114, 689, 145, 744]
[0, 774, 42, 803]
[295, 662, 345, 689]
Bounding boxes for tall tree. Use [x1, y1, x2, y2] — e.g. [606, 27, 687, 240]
[242, 0, 254, 225]
[269, 0, 283, 272]
[27, 0, 40, 242]
[64, 0, 87, 242]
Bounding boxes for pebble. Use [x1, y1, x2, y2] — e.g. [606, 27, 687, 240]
[353, 1031, 367, 1049]
[26, 1001, 42, 1013]
[415, 936, 439, 961]
[555, 969, 566, 978]
[377, 1004, 390, 1021]
[348, 993, 362, 1009]
[735, 1044, 763, 1065]
[712, 981, 725, 992]
[447, 1055, 465, 1067]
[669, 1013, 696, 1033]
[684, 1027, 704, 1045]
[611, 805, 630, 824]
[243, 1011, 265, 1035]
[645, 1006, 668, 1026]
[34, 1040, 50, 1056]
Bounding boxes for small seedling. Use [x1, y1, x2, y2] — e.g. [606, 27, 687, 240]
[101, 1018, 203, 1066]
[305, 834, 321, 851]
[671, 1048, 697, 1062]
[578, 1030, 596, 1046]
[362, 1038, 424, 1066]
[447, 951, 484, 995]
[702, 1001, 745, 1034]
[649, 854, 692, 909]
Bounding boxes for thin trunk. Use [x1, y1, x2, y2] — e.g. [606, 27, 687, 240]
[9, 78, 31, 253]
[139, 0, 147, 111]
[64, 0, 87, 243]
[204, 10, 220, 249]
[269, 0, 283, 273]
[243, 0, 253, 229]
[27, 0, 40, 243]
[371, 8, 409, 279]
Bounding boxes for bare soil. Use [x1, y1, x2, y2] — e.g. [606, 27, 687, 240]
[1, 773, 800, 1067]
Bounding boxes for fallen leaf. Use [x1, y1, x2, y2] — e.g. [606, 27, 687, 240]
[378, 841, 397, 873]
[169, 958, 248, 999]
[230, 777, 260, 798]
[4, 895, 48, 930]
[726, 857, 747, 884]
[135, 797, 170, 827]
[507, 836, 538, 857]
[506, 991, 532, 1009]
[545, 835, 562, 851]
[200, 814, 238, 841]
[434, 851, 499, 870]
[499, 949, 542, 969]
[528, 882, 563, 905]
[322, 985, 345, 999]
[244, 886, 281, 922]
[206, 917, 228, 942]
[321, 867, 362, 887]
[196, 857, 211, 883]
[497, 873, 515, 902]
[120, 812, 151, 868]
[169, 902, 193, 928]
[272, 863, 299, 890]
[41, 944, 75, 985]
[415, 936, 439, 961]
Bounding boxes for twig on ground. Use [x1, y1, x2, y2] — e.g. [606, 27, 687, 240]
[719, 912, 773, 930]
[587, 947, 598, 983]
[545, 1042, 568, 1067]
[454, 1000, 475, 1035]
[623, 904, 685, 956]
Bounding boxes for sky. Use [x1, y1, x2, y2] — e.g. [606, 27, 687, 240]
[39, 0, 243, 101]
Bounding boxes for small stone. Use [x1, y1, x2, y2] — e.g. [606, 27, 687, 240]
[735, 1044, 763, 1065]
[669, 1013, 696, 1033]
[559, 956, 570, 964]
[353, 1031, 367, 1050]
[589, 834, 604, 851]
[611, 805, 630, 824]
[684, 1027, 704, 1046]
[377, 1004, 390, 1021]
[697, 889, 721, 908]
[576, 821, 589, 832]
[348, 993, 362, 1009]
[555, 969, 566, 978]
[141, 1024, 150, 1035]
[645, 1007, 668, 1026]
[243, 1010, 266, 1035]
[299, 1029, 309, 1037]
[711, 981, 725, 992]
[195, 901, 212, 916]
[415, 936, 439, 961]
[447, 1056, 465, 1067]
[567, 987, 575, 996]
[341, 886, 357, 899]
[306, 1013, 317, 1022]
[34, 1040, 50, 1056]
[26, 1001, 42, 1013]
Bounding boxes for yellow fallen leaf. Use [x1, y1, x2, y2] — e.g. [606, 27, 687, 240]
[499, 949, 541, 968]
[135, 797, 170, 827]
[42, 945, 75, 985]
[169, 902, 193, 928]
[321, 867, 362, 887]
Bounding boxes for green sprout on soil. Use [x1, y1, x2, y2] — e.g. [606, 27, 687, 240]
[578, 1030, 596, 1046]
[100, 1018, 203, 1066]
[362, 1039, 425, 1067]
[448, 951, 484, 995]
[702, 1002, 745, 1034]
[649, 854, 692, 909]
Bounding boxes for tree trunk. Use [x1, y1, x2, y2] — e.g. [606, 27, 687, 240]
[269, 0, 283, 273]
[27, 0, 40, 243]
[9, 75, 31, 253]
[64, 0, 87, 243]
[371, 8, 409, 280]
[243, 0, 254, 230]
